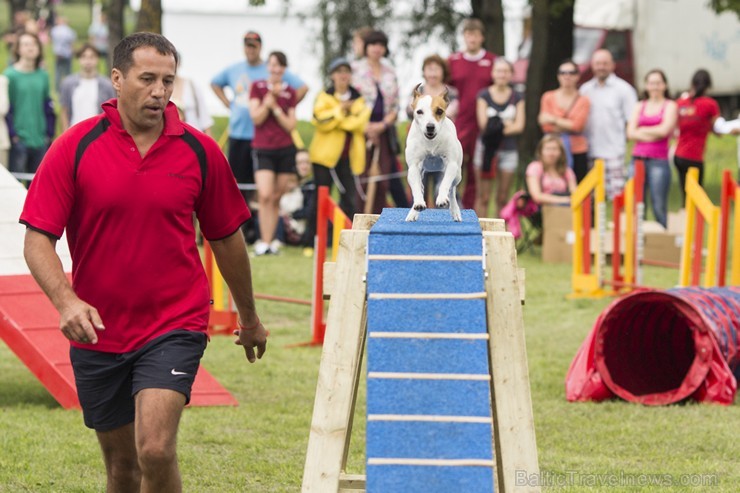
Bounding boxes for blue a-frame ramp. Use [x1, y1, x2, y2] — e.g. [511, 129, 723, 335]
[301, 209, 540, 493]
[366, 209, 494, 492]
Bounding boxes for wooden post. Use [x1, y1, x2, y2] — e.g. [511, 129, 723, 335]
[301, 229, 369, 492]
[484, 231, 540, 492]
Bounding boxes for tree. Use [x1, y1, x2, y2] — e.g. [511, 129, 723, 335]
[107, 0, 126, 64]
[308, 0, 393, 74]
[519, 0, 574, 166]
[407, 0, 468, 50]
[136, 0, 162, 33]
[8, 0, 28, 29]
[472, 0, 504, 55]
[709, 0, 740, 19]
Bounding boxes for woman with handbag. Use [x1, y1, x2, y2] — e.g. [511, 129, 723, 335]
[475, 58, 525, 218]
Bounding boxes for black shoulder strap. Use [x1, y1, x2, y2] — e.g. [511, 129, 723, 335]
[179, 129, 207, 192]
[74, 118, 111, 180]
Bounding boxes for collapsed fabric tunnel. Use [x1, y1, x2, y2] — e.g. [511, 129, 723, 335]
[566, 287, 739, 405]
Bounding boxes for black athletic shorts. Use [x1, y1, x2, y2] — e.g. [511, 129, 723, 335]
[70, 330, 207, 432]
[253, 145, 297, 174]
[228, 138, 255, 185]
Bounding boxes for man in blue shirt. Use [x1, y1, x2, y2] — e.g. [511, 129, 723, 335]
[212, 31, 308, 196]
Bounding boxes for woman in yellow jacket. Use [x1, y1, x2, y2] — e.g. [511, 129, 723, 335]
[309, 57, 371, 225]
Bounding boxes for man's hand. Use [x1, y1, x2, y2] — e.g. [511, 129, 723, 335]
[234, 319, 268, 363]
[59, 299, 105, 344]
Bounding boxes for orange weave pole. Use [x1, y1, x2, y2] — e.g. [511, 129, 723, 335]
[718, 170, 734, 286]
[202, 241, 238, 335]
[298, 186, 353, 347]
[612, 192, 624, 286]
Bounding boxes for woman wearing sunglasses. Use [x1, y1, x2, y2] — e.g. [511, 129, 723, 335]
[538, 59, 591, 183]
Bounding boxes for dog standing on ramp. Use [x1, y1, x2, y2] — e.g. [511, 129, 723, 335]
[405, 83, 463, 222]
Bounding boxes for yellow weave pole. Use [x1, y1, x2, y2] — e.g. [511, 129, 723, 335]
[733, 187, 740, 285]
[679, 171, 698, 287]
[331, 207, 351, 262]
[569, 160, 607, 298]
[679, 168, 721, 287]
[212, 255, 225, 310]
[623, 177, 635, 286]
[217, 127, 230, 152]
[705, 207, 720, 287]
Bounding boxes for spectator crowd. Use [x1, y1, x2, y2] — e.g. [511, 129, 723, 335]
[4, 12, 740, 255]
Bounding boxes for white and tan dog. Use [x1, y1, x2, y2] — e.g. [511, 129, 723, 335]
[405, 84, 463, 222]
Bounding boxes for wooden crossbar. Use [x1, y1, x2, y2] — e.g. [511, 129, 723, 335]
[367, 292, 487, 300]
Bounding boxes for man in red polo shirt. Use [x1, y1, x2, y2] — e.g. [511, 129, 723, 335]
[20, 33, 267, 492]
[448, 18, 496, 210]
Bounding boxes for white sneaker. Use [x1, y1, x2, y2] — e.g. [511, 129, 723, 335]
[269, 239, 282, 255]
[254, 240, 270, 256]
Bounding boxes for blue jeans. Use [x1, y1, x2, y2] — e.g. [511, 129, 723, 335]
[9, 140, 47, 174]
[631, 157, 671, 228]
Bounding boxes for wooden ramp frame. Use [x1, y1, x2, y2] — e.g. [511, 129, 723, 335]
[302, 213, 540, 492]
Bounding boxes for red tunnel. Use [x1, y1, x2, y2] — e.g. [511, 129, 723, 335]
[566, 287, 739, 405]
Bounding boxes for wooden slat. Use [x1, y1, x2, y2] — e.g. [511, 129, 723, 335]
[338, 473, 365, 492]
[517, 268, 526, 305]
[368, 372, 490, 381]
[323, 261, 336, 299]
[479, 218, 506, 232]
[483, 231, 540, 493]
[352, 214, 380, 231]
[302, 230, 369, 493]
[368, 332, 489, 340]
[368, 458, 496, 467]
[367, 292, 486, 300]
[367, 254, 483, 261]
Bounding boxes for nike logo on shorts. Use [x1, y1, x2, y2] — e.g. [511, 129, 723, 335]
[171, 369, 189, 376]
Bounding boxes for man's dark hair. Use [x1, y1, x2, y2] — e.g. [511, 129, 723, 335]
[112, 32, 179, 75]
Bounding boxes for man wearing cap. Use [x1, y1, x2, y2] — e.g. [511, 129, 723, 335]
[211, 31, 308, 207]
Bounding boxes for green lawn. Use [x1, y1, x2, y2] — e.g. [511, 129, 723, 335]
[1, 249, 738, 492]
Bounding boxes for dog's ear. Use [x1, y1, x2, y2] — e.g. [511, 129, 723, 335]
[442, 85, 450, 104]
[413, 83, 423, 99]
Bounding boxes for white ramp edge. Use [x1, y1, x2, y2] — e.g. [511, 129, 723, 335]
[0, 167, 72, 275]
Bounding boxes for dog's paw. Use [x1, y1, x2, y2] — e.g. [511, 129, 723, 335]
[405, 209, 419, 222]
[435, 197, 450, 209]
[451, 209, 462, 222]
[413, 201, 426, 212]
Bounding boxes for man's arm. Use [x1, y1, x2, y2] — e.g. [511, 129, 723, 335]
[211, 83, 231, 109]
[294, 84, 309, 104]
[209, 229, 267, 363]
[23, 229, 105, 344]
